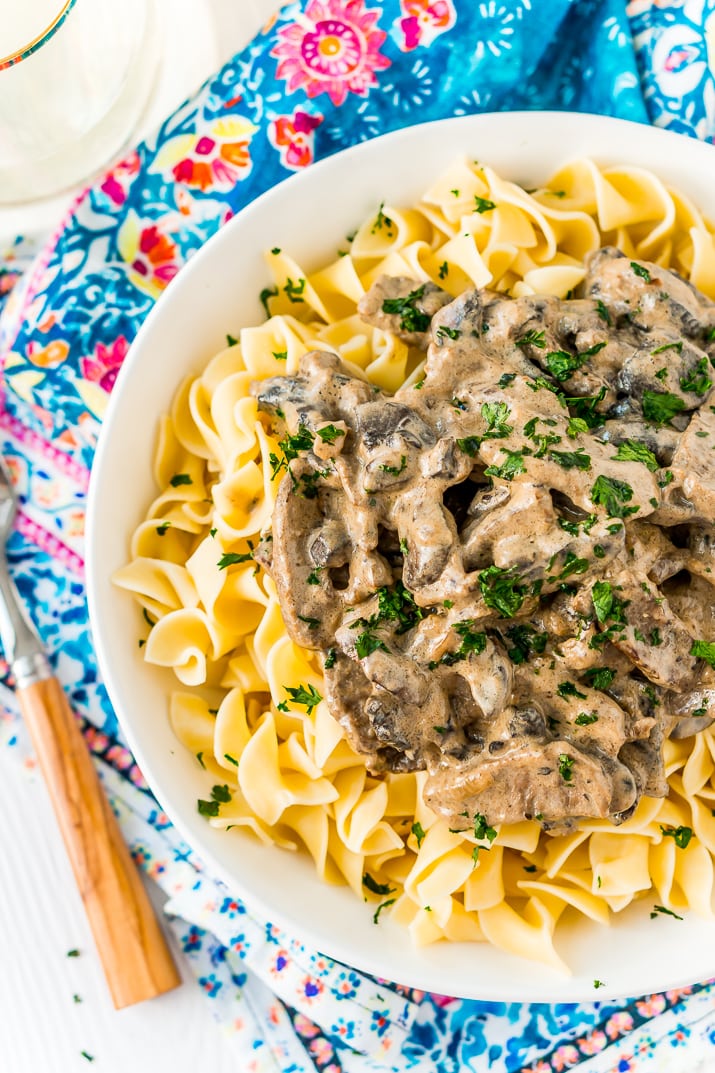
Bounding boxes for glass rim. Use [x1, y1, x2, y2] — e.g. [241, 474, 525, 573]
[0, 0, 78, 70]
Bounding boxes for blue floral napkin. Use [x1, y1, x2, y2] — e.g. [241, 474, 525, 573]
[2, 1, 715, 1070]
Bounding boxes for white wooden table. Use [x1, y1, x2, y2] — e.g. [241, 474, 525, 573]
[0, 3, 282, 1070]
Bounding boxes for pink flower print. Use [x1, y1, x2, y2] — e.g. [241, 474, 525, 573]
[293, 1013, 320, 1037]
[301, 975, 324, 1004]
[271, 0, 391, 107]
[665, 985, 693, 1002]
[577, 1030, 606, 1056]
[100, 150, 140, 206]
[396, 0, 455, 51]
[198, 973, 223, 997]
[151, 117, 258, 192]
[552, 1044, 580, 1070]
[635, 993, 666, 1017]
[117, 212, 181, 299]
[80, 335, 129, 394]
[270, 109, 323, 170]
[605, 1011, 634, 1039]
[309, 1037, 334, 1063]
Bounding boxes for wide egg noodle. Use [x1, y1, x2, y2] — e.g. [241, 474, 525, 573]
[115, 156, 715, 971]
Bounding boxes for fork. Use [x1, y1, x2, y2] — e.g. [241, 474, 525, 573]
[0, 453, 180, 1008]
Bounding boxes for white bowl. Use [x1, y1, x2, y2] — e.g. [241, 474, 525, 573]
[86, 112, 715, 1002]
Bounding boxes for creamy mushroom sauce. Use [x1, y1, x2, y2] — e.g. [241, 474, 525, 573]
[252, 247, 715, 834]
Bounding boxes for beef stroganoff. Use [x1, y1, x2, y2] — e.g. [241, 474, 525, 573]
[114, 157, 715, 970]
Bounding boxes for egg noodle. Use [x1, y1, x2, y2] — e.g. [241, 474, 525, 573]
[114, 157, 715, 971]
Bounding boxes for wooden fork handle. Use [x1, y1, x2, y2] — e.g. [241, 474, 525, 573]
[18, 674, 181, 1008]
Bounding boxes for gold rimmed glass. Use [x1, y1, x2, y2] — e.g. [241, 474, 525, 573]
[0, 0, 160, 204]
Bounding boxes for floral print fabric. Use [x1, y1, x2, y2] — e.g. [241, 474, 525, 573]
[1, 1, 715, 1070]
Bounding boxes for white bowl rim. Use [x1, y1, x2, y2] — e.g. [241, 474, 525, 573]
[86, 111, 715, 1003]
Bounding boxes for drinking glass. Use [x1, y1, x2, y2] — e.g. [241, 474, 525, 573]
[0, 0, 160, 204]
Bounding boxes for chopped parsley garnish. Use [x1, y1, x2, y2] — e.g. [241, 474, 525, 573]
[259, 285, 278, 317]
[612, 439, 659, 471]
[481, 401, 513, 439]
[651, 340, 683, 355]
[473, 813, 497, 842]
[593, 979, 605, 989]
[371, 203, 393, 234]
[650, 904, 683, 920]
[592, 580, 614, 623]
[565, 387, 607, 428]
[660, 825, 693, 849]
[680, 356, 713, 396]
[376, 581, 424, 633]
[630, 261, 651, 282]
[284, 277, 306, 302]
[169, 473, 192, 487]
[549, 448, 591, 470]
[438, 261, 449, 280]
[567, 417, 590, 438]
[591, 474, 639, 518]
[272, 350, 287, 361]
[595, 300, 611, 325]
[642, 390, 686, 427]
[355, 631, 389, 658]
[224, 753, 238, 766]
[324, 648, 337, 669]
[317, 424, 344, 443]
[269, 425, 315, 479]
[498, 372, 516, 388]
[382, 284, 431, 333]
[691, 639, 715, 668]
[280, 683, 323, 714]
[545, 349, 584, 382]
[474, 196, 496, 213]
[198, 783, 233, 817]
[558, 753, 575, 782]
[484, 447, 528, 481]
[411, 821, 426, 848]
[373, 898, 395, 924]
[478, 565, 528, 618]
[67, 949, 80, 958]
[553, 552, 590, 580]
[436, 325, 461, 342]
[297, 614, 320, 630]
[505, 624, 548, 664]
[307, 569, 321, 585]
[226, 333, 238, 346]
[457, 436, 482, 457]
[156, 521, 171, 535]
[650, 628, 662, 646]
[363, 873, 395, 896]
[575, 711, 599, 726]
[515, 329, 546, 349]
[557, 682, 587, 700]
[380, 455, 407, 476]
[218, 549, 253, 569]
[655, 367, 668, 381]
[437, 620, 487, 666]
[593, 544, 606, 558]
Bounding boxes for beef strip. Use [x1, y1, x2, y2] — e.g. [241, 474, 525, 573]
[250, 247, 715, 832]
